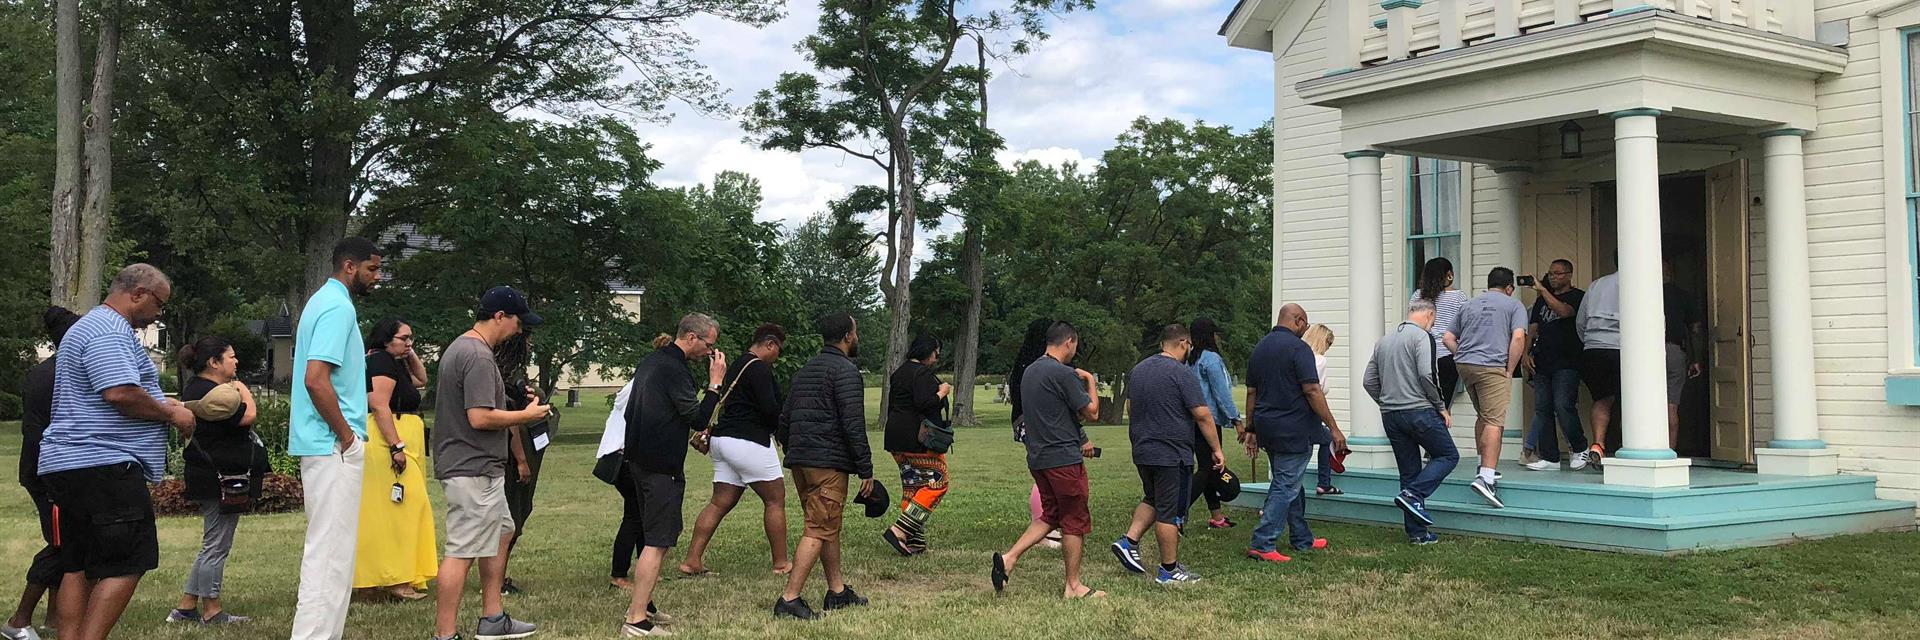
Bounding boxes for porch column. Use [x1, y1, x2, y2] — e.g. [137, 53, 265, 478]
[1605, 109, 1692, 488]
[1344, 150, 1394, 468]
[1755, 129, 1839, 476]
[1495, 166, 1532, 442]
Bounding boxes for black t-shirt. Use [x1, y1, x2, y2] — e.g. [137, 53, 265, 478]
[1528, 287, 1586, 372]
[19, 357, 55, 490]
[711, 356, 781, 447]
[366, 351, 423, 413]
[1663, 284, 1702, 350]
[181, 376, 269, 501]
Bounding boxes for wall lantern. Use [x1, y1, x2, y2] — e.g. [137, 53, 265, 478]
[1560, 120, 1585, 159]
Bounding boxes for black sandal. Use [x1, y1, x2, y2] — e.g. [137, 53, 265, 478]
[991, 553, 1009, 593]
[1317, 486, 1344, 496]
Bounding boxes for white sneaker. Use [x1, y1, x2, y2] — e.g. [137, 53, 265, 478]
[1523, 458, 1559, 472]
[0, 624, 42, 640]
[1571, 450, 1599, 471]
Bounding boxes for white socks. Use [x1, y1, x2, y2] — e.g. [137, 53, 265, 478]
[1479, 467, 1498, 483]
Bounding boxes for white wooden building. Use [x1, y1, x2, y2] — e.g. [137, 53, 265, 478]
[1220, 0, 1920, 551]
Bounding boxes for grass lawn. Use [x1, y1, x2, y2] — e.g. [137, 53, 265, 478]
[3, 387, 1918, 639]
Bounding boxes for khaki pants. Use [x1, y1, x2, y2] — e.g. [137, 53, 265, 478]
[1456, 364, 1512, 430]
[291, 440, 365, 640]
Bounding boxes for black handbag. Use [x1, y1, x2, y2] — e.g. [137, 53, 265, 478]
[593, 452, 624, 485]
[189, 439, 253, 514]
[919, 401, 955, 454]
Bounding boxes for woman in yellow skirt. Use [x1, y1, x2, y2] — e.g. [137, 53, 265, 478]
[355, 319, 438, 600]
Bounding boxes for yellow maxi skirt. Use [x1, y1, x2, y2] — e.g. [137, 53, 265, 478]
[353, 413, 438, 589]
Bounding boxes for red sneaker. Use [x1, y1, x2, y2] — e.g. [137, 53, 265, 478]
[1304, 538, 1329, 550]
[1245, 549, 1292, 563]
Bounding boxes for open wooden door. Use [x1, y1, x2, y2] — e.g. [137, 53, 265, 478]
[1705, 161, 1753, 464]
[1521, 185, 1594, 451]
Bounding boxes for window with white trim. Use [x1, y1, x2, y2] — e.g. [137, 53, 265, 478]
[1904, 30, 1920, 364]
[1406, 157, 1463, 292]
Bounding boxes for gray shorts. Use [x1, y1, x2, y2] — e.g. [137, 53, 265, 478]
[442, 475, 514, 559]
[1665, 344, 1687, 403]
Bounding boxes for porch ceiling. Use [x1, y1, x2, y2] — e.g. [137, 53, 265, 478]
[1300, 9, 1848, 157]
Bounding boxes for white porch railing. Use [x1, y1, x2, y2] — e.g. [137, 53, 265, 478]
[1327, 0, 1816, 75]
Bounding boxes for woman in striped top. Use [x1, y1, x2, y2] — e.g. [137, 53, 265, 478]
[1413, 257, 1468, 410]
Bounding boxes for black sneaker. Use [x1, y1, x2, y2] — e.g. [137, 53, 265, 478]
[773, 597, 819, 620]
[822, 585, 869, 610]
[501, 579, 524, 596]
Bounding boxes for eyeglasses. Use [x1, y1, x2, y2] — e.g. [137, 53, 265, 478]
[394, 335, 415, 343]
[1546, 270, 1571, 277]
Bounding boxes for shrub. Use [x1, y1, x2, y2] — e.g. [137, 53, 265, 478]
[0, 390, 20, 421]
[149, 472, 304, 517]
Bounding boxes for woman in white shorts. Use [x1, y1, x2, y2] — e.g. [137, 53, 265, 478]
[678, 324, 793, 575]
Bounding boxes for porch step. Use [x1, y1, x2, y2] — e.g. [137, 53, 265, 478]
[1229, 465, 1916, 554]
[1298, 465, 1885, 518]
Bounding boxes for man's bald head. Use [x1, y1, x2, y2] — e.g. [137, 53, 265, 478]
[1276, 303, 1308, 336]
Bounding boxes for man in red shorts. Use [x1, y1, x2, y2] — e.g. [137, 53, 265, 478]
[992, 321, 1104, 600]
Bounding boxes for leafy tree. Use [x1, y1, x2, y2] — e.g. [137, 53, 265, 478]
[745, 0, 1089, 416]
[127, 0, 784, 320]
[49, 0, 120, 311]
[0, 0, 57, 417]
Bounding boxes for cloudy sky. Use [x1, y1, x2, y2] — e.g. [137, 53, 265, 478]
[636, 0, 1273, 230]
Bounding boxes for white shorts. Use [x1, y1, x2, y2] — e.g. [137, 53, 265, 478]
[711, 436, 783, 487]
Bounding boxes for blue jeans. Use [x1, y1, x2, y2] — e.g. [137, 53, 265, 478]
[1525, 367, 1587, 462]
[1313, 425, 1334, 489]
[1250, 450, 1314, 552]
[1382, 409, 1460, 538]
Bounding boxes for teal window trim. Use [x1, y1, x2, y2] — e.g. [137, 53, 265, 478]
[1902, 29, 1920, 369]
[1405, 157, 1463, 295]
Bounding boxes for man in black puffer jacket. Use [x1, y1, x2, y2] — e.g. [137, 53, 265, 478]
[772, 312, 875, 621]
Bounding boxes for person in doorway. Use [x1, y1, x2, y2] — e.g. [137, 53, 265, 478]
[882, 335, 953, 556]
[499, 331, 549, 596]
[1112, 325, 1223, 585]
[1364, 298, 1459, 545]
[619, 314, 725, 636]
[773, 313, 876, 620]
[354, 318, 438, 601]
[1007, 319, 1064, 549]
[679, 323, 792, 576]
[1442, 268, 1529, 508]
[1662, 259, 1707, 451]
[991, 321, 1104, 600]
[37, 264, 195, 640]
[1184, 317, 1244, 527]
[1412, 258, 1470, 409]
[430, 286, 550, 640]
[169, 337, 267, 625]
[1576, 267, 1624, 469]
[3, 307, 79, 640]
[289, 238, 382, 640]
[1300, 324, 1341, 495]
[1523, 260, 1590, 471]
[1242, 304, 1340, 563]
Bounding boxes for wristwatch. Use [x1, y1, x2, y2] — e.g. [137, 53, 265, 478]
[390, 442, 406, 454]
[706, 384, 722, 394]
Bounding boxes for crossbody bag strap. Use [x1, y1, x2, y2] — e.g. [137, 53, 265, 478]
[706, 358, 757, 429]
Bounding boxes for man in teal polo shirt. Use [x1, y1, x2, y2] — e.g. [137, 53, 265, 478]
[290, 237, 382, 640]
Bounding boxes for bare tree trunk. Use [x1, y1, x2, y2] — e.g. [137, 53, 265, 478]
[294, 0, 359, 321]
[949, 35, 990, 427]
[50, 0, 84, 310]
[76, 1, 120, 310]
[878, 134, 917, 422]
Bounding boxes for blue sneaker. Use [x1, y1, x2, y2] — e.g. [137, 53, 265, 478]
[1411, 532, 1440, 545]
[1154, 563, 1201, 585]
[165, 609, 201, 624]
[1395, 490, 1435, 526]
[1109, 536, 1146, 573]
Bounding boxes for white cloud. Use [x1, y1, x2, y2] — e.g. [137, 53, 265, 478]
[626, 0, 1270, 234]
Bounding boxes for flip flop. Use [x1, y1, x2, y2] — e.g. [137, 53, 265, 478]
[677, 567, 714, 577]
[1065, 587, 1107, 600]
[991, 553, 1009, 593]
[1317, 486, 1344, 496]
[883, 528, 915, 557]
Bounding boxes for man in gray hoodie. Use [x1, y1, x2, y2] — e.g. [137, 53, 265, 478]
[1364, 298, 1460, 545]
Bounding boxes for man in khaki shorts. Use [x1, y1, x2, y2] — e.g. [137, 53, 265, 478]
[431, 287, 552, 640]
[772, 313, 876, 620]
[1444, 268, 1529, 509]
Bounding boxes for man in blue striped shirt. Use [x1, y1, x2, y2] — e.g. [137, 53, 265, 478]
[37, 264, 195, 640]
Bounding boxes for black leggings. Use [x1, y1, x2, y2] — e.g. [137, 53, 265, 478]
[611, 464, 643, 578]
[1189, 428, 1223, 512]
[1437, 355, 1459, 411]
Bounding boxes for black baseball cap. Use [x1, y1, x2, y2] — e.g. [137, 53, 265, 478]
[855, 481, 891, 519]
[479, 286, 543, 327]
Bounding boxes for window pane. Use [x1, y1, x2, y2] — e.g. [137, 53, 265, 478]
[1910, 112, 1920, 192]
[1410, 236, 1464, 291]
[1908, 32, 1920, 109]
[1437, 168, 1460, 233]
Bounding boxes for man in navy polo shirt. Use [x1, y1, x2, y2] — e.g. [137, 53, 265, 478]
[1240, 304, 1345, 563]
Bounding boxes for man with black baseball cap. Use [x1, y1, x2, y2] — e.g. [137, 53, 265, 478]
[431, 286, 551, 640]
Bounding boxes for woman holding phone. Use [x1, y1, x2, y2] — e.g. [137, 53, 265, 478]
[353, 318, 437, 601]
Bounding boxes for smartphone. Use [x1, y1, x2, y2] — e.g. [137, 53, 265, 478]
[1517, 275, 1536, 287]
[1089, 447, 1103, 459]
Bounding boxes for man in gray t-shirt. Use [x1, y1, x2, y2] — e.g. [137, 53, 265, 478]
[995, 322, 1104, 601]
[428, 286, 550, 640]
[1441, 268, 1528, 510]
[1113, 325, 1222, 584]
